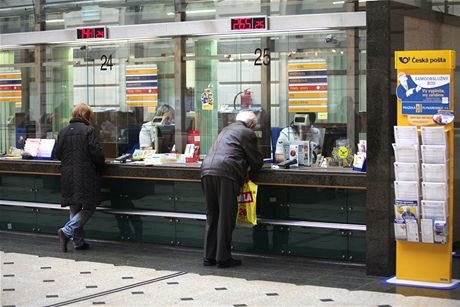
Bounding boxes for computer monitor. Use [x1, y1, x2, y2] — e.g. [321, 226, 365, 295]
[155, 124, 175, 153]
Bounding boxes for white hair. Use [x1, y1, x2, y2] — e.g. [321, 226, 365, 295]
[236, 111, 257, 127]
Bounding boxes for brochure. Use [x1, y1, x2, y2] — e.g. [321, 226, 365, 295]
[393, 144, 420, 163]
[394, 162, 419, 181]
[394, 181, 420, 201]
[394, 199, 419, 220]
[406, 219, 419, 242]
[421, 200, 447, 221]
[421, 145, 447, 164]
[421, 126, 447, 146]
[433, 220, 447, 244]
[394, 126, 419, 145]
[422, 182, 448, 201]
[421, 163, 448, 183]
[394, 219, 407, 241]
[420, 219, 434, 243]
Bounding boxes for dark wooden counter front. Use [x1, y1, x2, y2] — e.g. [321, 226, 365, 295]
[0, 159, 367, 189]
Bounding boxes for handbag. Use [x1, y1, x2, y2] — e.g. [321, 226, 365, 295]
[236, 180, 258, 226]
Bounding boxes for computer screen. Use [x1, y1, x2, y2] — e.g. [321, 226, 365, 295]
[156, 125, 175, 153]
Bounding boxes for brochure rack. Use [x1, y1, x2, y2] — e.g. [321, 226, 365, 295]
[386, 50, 459, 288]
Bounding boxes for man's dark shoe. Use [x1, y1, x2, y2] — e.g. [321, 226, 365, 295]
[203, 258, 216, 266]
[75, 242, 90, 250]
[217, 258, 242, 268]
[57, 229, 69, 253]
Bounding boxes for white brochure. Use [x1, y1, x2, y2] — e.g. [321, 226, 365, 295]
[394, 181, 420, 201]
[394, 162, 419, 181]
[393, 144, 420, 163]
[406, 219, 419, 242]
[421, 126, 447, 145]
[394, 126, 419, 145]
[421, 219, 434, 243]
[434, 220, 447, 244]
[422, 182, 448, 201]
[394, 219, 407, 241]
[421, 145, 447, 164]
[421, 200, 447, 221]
[421, 163, 448, 183]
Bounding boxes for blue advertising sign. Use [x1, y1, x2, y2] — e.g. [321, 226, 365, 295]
[396, 73, 450, 115]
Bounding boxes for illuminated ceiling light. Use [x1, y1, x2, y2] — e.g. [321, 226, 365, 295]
[340, 51, 344, 55]
[167, 9, 216, 16]
[332, 49, 336, 53]
[46, 19, 64, 23]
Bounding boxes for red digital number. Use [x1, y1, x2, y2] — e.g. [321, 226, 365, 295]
[80, 28, 93, 38]
[254, 19, 265, 29]
[243, 18, 252, 29]
[95, 28, 105, 38]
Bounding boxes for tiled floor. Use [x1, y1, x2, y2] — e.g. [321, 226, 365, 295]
[1, 231, 460, 306]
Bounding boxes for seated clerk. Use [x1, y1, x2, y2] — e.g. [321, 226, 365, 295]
[275, 112, 322, 163]
[139, 104, 175, 150]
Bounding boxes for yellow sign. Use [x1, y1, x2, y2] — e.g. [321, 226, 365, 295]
[338, 146, 348, 159]
[395, 50, 455, 69]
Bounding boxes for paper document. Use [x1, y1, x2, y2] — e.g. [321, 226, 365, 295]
[406, 219, 419, 242]
[421, 200, 447, 220]
[394, 162, 419, 181]
[394, 219, 407, 241]
[421, 126, 447, 145]
[394, 199, 419, 220]
[433, 220, 447, 244]
[422, 182, 448, 201]
[37, 139, 55, 159]
[394, 126, 419, 145]
[24, 138, 41, 157]
[421, 145, 447, 164]
[393, 144, 420, 163]
[421, 163, 447, 183]
[420, 219, 434, 243]
[394, 181, 419, 200]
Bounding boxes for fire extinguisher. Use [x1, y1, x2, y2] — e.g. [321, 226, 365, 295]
[240, 89, 252, 109]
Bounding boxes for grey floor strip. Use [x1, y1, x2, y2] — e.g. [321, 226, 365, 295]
[44, 271, 187, 307]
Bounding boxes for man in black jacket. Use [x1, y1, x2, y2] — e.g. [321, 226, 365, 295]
[201, 111, 263, 268]
[55, 103, 105, 252]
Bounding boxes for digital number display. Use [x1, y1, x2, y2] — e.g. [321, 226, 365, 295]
[76, 27, 107, 39]
[230, 17, 267, 31]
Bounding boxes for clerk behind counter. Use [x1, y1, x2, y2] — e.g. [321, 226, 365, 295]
[139, 104, 174, 150]
[275, 112, 322, 163]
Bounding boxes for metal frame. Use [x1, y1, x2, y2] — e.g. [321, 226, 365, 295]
[0, 12, 366, 47]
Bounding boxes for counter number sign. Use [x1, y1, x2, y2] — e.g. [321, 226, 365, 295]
[231, 17, 267, 31]
[76, 27, 107, 40]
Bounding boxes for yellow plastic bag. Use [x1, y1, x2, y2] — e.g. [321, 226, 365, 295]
[236, 180, 258, 226]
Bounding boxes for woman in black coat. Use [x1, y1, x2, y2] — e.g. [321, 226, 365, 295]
[55, 103, 105, 252]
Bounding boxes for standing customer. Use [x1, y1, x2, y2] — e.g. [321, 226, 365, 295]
[55, 103, 105, 252]
[201, 111, 263, 268]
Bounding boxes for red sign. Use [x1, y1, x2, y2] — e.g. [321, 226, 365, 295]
[76, 27, 107, 39]
[230, 17, 267, 31]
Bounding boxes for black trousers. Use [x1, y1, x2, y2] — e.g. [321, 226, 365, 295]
[202, 175, 240, 262]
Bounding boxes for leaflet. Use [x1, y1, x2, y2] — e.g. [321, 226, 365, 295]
[434, 220, 447, 244]
[394, 219, 407, 241]
[394, 199, 419, 220]
[420, 219, 434, 243]
[421, 126, 447, 146]
[394, 181, 419, 201]
[37, 139, 55, 159]
[422, 182, 448, 201]
[394, 162, 419, 181]
[421, 163, 447, 183]
[24, 138, 41, 157]
[393, 144, 420, 163]
[406, 219, 419, 242]
[394, 126, 419, 145]
[421, 145, 447, 164]
[421, 200, 447, 221]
